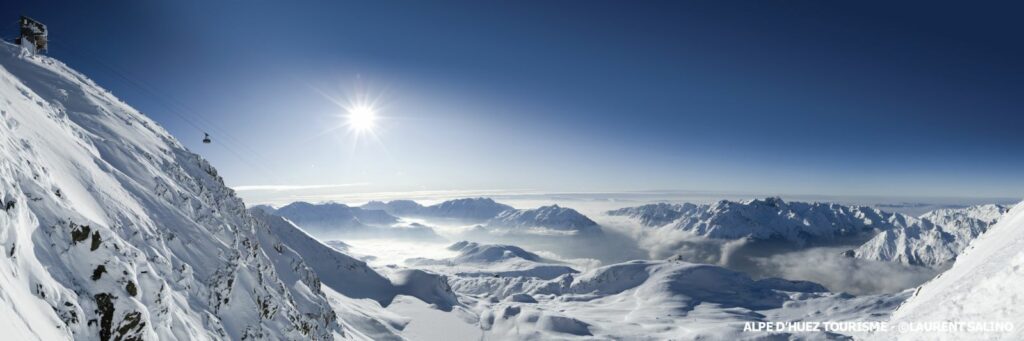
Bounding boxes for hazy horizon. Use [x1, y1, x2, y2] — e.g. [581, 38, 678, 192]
[234, 186, 1019, 217]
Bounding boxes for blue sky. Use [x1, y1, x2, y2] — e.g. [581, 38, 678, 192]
[3, 1, 1022, 198]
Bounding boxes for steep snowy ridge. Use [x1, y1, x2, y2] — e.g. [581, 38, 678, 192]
[882, 200, 1024, 340]
[612, 197, 913, 244]
[0, 42, 353, 339]
[251, 210, 396, 304]
[849, 204, 1010, 266]
[251, 209, 458, 312]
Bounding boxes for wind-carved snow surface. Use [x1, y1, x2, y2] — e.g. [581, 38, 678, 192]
[849, 204, 1010, 267]
[0, 42, 413, 340]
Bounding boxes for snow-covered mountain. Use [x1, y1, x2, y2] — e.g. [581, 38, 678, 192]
[361, 200, 424, 217]
[425, 198, 513, 221]
[264, 202, 442, 240]
[611, 197, 913, 244]
[251, 209, 398, 304]
[482, 205, 601, 235]
[847, 204, 1010, 267]
[919, 204, 1008, 227]
[606, 202, 698, 227]
[0, 41, 351, 339]
[273, 202, 399, 230]
[409, 241, 578, 280]
[882, 201, 1024, 340]
[361, 198, 513, 222]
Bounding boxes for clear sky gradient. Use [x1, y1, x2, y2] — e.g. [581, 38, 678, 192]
[3, 1, 1022, 198]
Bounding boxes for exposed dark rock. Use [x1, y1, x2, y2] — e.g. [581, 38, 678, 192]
[125, 281, 137, 297]
[90, 231, 101, 251]
[91, 265, 106, 281]
[70, 224, 91, 244]
[94, 293, 115, 341]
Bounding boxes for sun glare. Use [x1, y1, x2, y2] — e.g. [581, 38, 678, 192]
[347, 105, 377, 132]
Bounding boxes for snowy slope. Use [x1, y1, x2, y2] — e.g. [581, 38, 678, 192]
[0, 42, 353, 339]
[614, 197, 913, 244]
[882, 200, 1024, 340]
[251, 210, 397, 304]
[848, 204, 1009, 266]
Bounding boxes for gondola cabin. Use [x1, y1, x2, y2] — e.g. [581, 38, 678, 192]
[16, 16, 47, 53]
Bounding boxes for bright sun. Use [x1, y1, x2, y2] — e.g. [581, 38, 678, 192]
[347, 105, 377, 132]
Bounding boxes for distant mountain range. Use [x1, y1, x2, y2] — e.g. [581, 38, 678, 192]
[609, 197, 913, 244]
[609, 198, 1013, 267]
[847, 204, 1010, 266]
[362, 197, 514, 222]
